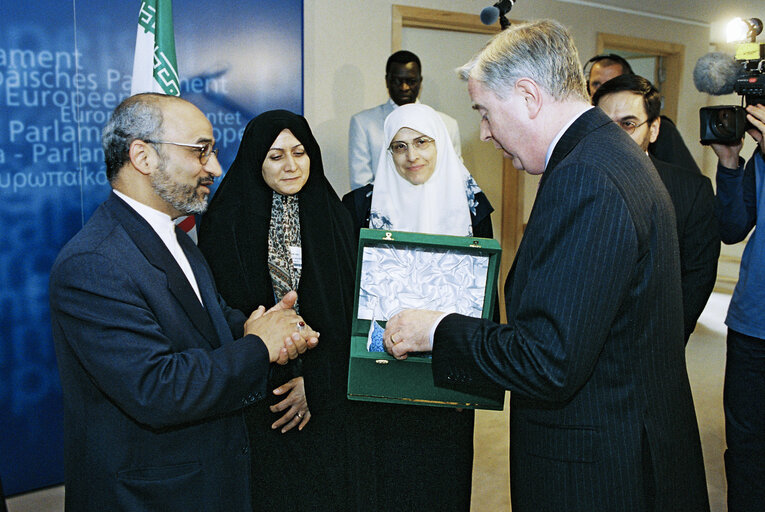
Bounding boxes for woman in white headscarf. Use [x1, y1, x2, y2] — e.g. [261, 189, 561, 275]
[342, 103, 495, 511]
[344, 103, 493, 238]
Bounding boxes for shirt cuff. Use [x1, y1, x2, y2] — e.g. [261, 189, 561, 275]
[427, 313, 450, 351]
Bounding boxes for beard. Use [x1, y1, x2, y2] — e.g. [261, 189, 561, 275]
[636, 130, 652, 152]
[151, 159, 212, 215]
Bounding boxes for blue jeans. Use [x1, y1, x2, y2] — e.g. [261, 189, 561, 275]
[724, 328, 765, 511]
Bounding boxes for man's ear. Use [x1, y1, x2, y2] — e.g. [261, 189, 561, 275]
[515, 78, 542, 119]
[128, 139, 156, 176]
[648, 117, 661, 144]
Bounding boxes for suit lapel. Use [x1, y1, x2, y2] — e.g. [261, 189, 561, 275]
[382, 101, 395, 118]
[105, 194, 220, 347]
[505, 109, 612, 313]
[177, 228, 230, 347]
[524, 108, 612, 224]
[541, 108, 612, 189]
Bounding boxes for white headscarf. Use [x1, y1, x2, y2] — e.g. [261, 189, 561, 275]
[370, 103, 476, 236]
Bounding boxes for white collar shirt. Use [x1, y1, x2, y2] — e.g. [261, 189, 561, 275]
[545, 106, 593, 171]
[113, 190, 203, 304]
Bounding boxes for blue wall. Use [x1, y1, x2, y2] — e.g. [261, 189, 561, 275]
[0, 0, 304, 495]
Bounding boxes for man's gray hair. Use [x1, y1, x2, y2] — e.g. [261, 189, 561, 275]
[102, 93, 168, 183]
[457, 19, 588, 102]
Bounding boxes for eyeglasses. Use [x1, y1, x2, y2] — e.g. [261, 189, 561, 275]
[388, 136, 435, 155]
[144, 139, 219, 165]
[616, 119, 650, 134]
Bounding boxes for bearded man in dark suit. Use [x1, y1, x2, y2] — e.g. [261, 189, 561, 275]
[384, 20, 709, 512]
[49, 93, 318, 511]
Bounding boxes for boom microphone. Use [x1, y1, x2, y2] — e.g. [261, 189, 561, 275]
[693, 52, 743, 95]
[480, 6, 500, 26]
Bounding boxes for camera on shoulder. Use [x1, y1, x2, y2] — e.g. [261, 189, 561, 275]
[695, 18, 765, 145]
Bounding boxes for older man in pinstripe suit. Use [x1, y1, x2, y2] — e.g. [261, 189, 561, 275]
[384, 20, 709, 512]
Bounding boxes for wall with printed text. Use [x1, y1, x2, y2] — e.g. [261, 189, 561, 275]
[0, 0, 304, 495]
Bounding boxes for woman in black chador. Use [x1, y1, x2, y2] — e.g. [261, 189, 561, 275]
[198, 110, 356, 511]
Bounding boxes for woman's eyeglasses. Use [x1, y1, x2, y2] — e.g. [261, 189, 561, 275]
[388, 136, 434, 155]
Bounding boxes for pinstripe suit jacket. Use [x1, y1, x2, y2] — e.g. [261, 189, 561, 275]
[432, 108, 709, 511]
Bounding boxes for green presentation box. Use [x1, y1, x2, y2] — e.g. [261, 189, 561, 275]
[347, 228, 504, 410]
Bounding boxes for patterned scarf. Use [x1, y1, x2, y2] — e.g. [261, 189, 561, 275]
[267, 192, 302, 312]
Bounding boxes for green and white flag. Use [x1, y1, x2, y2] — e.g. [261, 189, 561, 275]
[130, 0, 198, 240]
[131, 0, 179, 96]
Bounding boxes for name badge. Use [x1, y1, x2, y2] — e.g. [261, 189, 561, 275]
[290, 246, 302, 270]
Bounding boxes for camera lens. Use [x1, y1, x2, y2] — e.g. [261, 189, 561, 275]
[699, 105, 747, 145]
[713, 109, 738, 138]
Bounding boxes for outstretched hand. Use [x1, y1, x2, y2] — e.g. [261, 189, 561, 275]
[383, 309, 444, 360]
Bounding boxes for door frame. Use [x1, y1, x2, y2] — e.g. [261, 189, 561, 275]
[596, 33, 685, 122]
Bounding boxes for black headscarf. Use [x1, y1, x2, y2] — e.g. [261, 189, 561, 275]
[198, 110, 357, 411]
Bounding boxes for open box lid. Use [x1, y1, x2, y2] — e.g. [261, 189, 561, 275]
[351, 228, 501, 340]
[347, 228, 504, 409]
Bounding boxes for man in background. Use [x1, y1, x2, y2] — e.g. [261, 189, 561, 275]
[348, 50, 461, 190]
[384, 20, 709, 511]
[50, 93, 318, 511]
[585, 53, 701, 173]
[593, 74, 719, 342]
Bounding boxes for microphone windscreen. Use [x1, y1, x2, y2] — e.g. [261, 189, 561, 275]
[693, 52, 741, 95]
[480, 6, 500, 26]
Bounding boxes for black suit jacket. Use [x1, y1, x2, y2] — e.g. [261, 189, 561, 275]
[649, 115, 701, 173]
[50, 193, 270, 511]
[432, 109, 709, 511]
[651, 155, 720, 341]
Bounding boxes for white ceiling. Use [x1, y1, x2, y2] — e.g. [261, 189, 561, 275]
[561, 0, 765, 25]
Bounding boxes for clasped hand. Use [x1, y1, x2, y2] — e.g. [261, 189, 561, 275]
[244, 291, 319, 364]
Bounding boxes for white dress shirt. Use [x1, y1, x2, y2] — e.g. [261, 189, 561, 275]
[113, 190, 203, 303]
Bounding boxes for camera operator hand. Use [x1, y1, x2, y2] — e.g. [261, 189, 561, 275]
[745, 103, 765, 154]
[711, 138, 744, 169]
[711, 104, 765, 168]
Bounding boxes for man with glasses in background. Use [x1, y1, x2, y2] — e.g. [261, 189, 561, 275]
[593, 74, 719, 343]
[49, 93, 319, 511]
[348, 50, 461, 190]
[585, 53, 701, 173]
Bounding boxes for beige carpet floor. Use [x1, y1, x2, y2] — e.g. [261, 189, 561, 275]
[470, 292, 730, 511]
